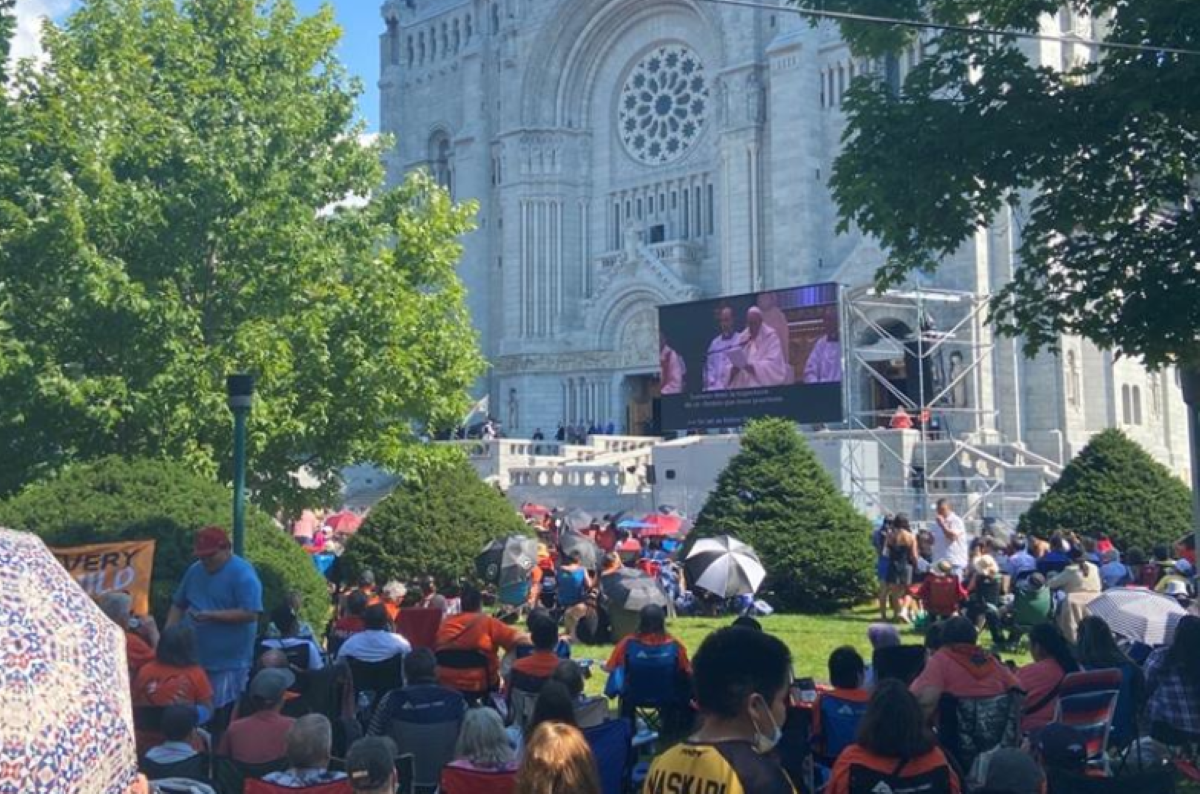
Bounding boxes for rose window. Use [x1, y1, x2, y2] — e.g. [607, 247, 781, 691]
[618, 45, 709, 166]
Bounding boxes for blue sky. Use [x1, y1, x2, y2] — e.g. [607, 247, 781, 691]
[22, 1, 384, 131]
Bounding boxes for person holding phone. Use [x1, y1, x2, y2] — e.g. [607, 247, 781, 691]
[166, 526, 263, 716]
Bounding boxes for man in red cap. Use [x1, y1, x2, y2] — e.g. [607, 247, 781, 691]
[166, 526, 263, 717]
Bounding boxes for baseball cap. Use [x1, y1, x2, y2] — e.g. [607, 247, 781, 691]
[193, 526, 231, 558]
[1175, 559, 1194, 576]
[982, 748, 1045, 794]
[346, 736, 397, 791]
[248, 667, 295, 704]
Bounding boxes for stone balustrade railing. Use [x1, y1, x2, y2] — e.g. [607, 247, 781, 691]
[507, 465, 637, 491]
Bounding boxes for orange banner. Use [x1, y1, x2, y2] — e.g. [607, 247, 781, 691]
[51, 540, 157, 615]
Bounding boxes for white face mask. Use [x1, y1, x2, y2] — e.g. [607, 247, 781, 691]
[750, 695, 783, 755]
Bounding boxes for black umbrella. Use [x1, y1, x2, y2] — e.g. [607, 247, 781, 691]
[560, 507, 595, 532]
[601, 567, 669, 613]
[559, 530, 600, 569]
[476, 535, 538, 587]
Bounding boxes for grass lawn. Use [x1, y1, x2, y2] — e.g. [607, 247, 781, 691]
[573, 606, 1033, 698]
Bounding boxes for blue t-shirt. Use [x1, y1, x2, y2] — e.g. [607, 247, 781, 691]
[172, 556, 263, 672]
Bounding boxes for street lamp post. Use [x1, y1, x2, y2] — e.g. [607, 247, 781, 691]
[1182, 367, 1200, 560]
[226, 374, 255, 558]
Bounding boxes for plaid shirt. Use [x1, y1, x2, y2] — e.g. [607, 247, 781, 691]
[1145, 647, 1200, 736]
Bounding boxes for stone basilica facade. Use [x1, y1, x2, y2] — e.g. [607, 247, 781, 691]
[379, 0, 1190, 477]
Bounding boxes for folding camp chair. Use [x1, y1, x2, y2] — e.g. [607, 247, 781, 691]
[937, 690, 1024, 774]
[617, 639, 688, 735]
[812, 691, 871, 787]
[1053, 669, 1123, 775]
[585, 718, 635, 794]
[438, 765, 516, 794]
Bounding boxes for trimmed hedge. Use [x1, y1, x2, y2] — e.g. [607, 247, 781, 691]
[1020, 428, 1192, 552]
[340, 452, 531, 586]
[0, 456, 328, 628]
[689, 417, 876, 612]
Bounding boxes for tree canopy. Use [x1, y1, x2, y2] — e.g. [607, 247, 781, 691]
[1020, 429, 1192, 552]
[813, 0, 1200, 369]
[0, 0, 485, 512]
[690, 417, 876, 612]
[339, 450, 532, 588]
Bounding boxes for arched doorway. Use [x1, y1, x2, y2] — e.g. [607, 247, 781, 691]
[615, 305, 660, 435]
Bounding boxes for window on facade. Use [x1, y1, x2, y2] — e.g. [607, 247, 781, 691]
[682, 190, 690, 238]
[491, 3, 500, 34]
[625, 200, 631, 219]
[406, 36, 414, 67]
[430, 27, 437, 59]
[430, 132, 453, 192]
[453, 19, 461, 52]
[1132, 386, 1143, 426]
[659, 194, 665, 213]
[465, 14, 473, 41]
[1121, 384, 1132, 425]
[820, 70, 826, 107]
[636, 198, 643, 220]
[693, 186, 702, 236]
[614, 203, 621, 249]
[707, 184, 715, 234]
[387, 19, 400, 65]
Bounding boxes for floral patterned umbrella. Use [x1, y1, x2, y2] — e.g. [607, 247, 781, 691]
[0, 528, 139, 794]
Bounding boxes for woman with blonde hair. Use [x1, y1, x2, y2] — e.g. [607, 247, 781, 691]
[514, 722, 601, 794]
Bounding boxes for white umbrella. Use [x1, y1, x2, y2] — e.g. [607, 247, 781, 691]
[685, 535, 766, 597]
[1085, 587, 1187, 646]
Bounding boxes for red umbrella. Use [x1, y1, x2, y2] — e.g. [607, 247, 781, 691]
[521, 503, 551, 519]
[324, 510, 363, 535]
[636, 513, 688, 538]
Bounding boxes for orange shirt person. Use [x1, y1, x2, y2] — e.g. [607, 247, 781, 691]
[132, 625, 214, 752]
[604, 604, 691, 676]
[829, 680, 961, 794]
[436, 585, 528, 694]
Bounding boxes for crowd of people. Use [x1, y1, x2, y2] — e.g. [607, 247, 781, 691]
[99, 509, 1200, 794]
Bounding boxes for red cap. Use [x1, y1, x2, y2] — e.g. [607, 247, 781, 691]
[194, 526, 231, 558]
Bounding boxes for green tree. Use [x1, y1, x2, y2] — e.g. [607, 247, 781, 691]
[815, 0, 1200, 371]
[0, 456, 329, 627]
[1020, 429, 1191, 552]
[690, 417, 875, 612]
[340, 451, 531, 587]
[0, 0, 485, 511]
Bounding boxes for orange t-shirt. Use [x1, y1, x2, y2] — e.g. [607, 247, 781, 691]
[126, 632, 156, 679]
[133, 661, 213, 707]
[383, 602, 401, 625]
[606, 633, 691, 674]
[829, 745, 960, 794]
[436, 612, 520, 692]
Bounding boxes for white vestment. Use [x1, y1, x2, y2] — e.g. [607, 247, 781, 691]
[660, 346, 687, 394]
[704, 333, 741, 392]
[803, 335, 843, 384]
[729, 325, 789, 389]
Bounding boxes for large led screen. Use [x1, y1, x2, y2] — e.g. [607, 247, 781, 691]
[657, 282, 844, 431]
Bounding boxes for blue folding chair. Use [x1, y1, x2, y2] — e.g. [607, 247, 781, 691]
[618, 639, 685, 734]
[812, 691, 870, 785]
[585, 718, 634, 794]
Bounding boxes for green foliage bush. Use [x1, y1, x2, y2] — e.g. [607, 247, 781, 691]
[0, 456, 328, 627]
[1020, 429, 1192, 552]
[341, 452, 531, 586]
[690, 417, 876, 612]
